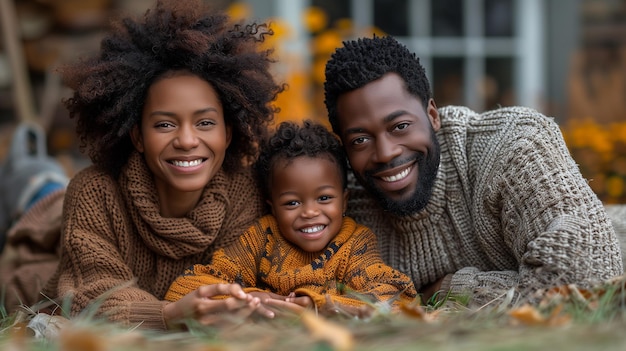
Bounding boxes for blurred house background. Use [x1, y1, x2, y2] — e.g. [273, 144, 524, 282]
[0, 0, 625, 202]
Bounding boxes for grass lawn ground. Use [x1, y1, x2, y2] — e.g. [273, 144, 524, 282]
[3, 277, 626, 351]
[3, 309, 626, 351]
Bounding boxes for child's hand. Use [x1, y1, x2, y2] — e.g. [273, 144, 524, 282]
[285, 292, 313, 308]
[163, 283, 274, 328]
[252, 291, 314, 316]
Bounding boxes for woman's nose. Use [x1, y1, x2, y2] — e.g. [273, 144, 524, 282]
[174, 125, 199, 150]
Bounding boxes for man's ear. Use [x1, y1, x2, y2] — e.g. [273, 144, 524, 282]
[427, 98, 441, 132]
[130, 125, 144, 153]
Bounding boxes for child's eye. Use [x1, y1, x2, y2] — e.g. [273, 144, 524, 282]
[318, 195, 333, 202]
[284, 200, 300, 207]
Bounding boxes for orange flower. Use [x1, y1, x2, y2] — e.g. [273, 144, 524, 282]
[606, 175, 624, 199]
[227, 2, 251, 22]
[303, 6, 328, 33]
[312, 30, 343, 55]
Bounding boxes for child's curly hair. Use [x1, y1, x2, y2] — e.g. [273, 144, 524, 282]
[61, 0, 283, 176]
[323, 35, 431, 135]
[255, 120, 348, 200]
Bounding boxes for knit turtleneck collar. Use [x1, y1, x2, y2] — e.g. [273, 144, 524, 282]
[120, 151, 229, 259]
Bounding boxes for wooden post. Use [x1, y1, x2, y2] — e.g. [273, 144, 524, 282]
[0, 0, 38, 123]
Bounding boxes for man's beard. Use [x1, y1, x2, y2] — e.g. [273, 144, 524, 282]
[356, 129, 440, 217]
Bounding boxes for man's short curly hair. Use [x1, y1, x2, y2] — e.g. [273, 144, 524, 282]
[61, 0, 283, 176]
[255, 120, 348, 200]
[323, 35, 431, 135]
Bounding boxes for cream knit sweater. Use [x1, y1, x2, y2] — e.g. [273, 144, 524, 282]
[346, 105, 624, 306]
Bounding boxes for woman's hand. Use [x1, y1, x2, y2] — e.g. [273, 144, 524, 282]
[163, 283, 274, 328]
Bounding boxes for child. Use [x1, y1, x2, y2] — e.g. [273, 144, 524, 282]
[165, 120, 417, 316]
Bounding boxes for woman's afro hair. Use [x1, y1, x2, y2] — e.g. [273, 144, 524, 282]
[254, 120, 348, 200]
[323, 35, 431, 135]
[61, 0, 283, 176]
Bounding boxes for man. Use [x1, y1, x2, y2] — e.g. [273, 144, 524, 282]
[323, 35, 623, 306]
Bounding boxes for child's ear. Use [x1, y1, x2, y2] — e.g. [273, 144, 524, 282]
[342, 189, 349, 214]
[267, 199, 276, 216]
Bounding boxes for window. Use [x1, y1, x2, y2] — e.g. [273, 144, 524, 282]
[310, 0, 542, 112]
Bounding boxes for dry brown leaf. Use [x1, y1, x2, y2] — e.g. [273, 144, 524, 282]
[509, 304, 545, 325]
[399, 299, 440, 322]
[300, 310, 354, 351]
[59, 326, 106, 351]
[546, 304, 572, 326]
[538, 283, 598, 310]
[509, 303, 571, 327]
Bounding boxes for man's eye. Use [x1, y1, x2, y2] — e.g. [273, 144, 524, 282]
[395, 123, 409, 131]
[352, 136, 367, 145]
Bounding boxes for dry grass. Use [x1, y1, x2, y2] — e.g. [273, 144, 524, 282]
[3, 277, 626, 351]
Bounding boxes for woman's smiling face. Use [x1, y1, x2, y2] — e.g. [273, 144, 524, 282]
[132, 73, 231, 209]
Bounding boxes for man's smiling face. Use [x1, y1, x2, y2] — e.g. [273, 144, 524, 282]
[336, 73, 441, 216]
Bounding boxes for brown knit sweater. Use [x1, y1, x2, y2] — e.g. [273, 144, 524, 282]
[41, 152, 264, 330]
[165, 215, 417, 310]
[347, 106, 624, 306]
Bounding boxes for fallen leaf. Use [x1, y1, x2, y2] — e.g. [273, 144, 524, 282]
[509, 304, 545, 325]
[300, 311, 354, 351]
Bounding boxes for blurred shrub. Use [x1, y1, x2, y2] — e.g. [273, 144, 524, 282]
[561, 119, 626, 204]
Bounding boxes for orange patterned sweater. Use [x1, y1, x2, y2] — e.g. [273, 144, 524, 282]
[165, 215, 417, 309]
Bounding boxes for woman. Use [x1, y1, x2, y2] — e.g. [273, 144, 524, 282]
[39, 0, 284, 330]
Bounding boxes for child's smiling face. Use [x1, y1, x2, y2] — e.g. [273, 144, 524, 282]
[268, 155, 348, 253]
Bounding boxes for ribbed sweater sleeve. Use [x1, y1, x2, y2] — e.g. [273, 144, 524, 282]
[454, 106, 623, 302]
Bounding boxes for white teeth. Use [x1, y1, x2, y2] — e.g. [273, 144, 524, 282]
[381, 166, 411, 182]
[301, 225, 325, 233]
[172, 159, 202, 167]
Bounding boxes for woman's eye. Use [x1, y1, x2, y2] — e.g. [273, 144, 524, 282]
[155, 121, 174, 128]
[198, 120, 216, 127]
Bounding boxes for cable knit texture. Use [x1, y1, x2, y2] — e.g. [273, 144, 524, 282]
[346, 106, 623, 306]
[41, 151, 264, 330]
[0, 189, 65, 310]
[165, 215, 417, 309]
